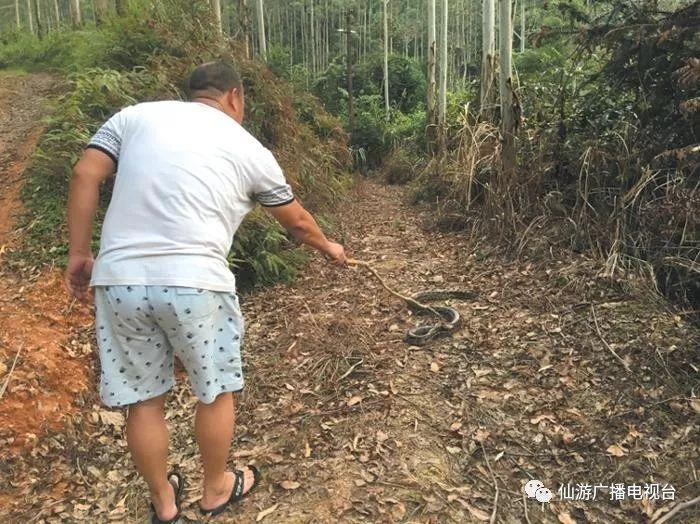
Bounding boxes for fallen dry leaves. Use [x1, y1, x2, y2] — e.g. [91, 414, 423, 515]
[1, 181, 698, 523]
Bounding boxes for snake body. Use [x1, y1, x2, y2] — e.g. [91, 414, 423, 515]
[406, 289, 477, 345]
[348, 259, 476, 345]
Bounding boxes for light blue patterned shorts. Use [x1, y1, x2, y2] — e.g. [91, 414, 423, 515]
[94, 285, 245, 407]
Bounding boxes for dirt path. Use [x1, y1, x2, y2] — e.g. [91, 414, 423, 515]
[2, 171, 698, 523]
[0, 72, 93, 459]
[0, 72, 54, 241]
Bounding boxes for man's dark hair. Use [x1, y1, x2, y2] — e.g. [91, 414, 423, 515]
[187, 60, 243, 97]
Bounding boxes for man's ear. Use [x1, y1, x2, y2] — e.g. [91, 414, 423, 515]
[228, 88, 242, 110]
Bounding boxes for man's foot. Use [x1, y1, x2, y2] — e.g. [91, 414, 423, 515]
[200, 466, 259, 514]
[151, 474, 179, 522]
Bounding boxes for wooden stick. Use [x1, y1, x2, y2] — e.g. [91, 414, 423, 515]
[64, 297, 77, 316]
[347, 258, 443, 318]
[480, 441, 500, 524]
[653, 495, 700, 524]
[590, 305, 631, 373]
[522, 490, 531, 524]
[338, 358, 363, 381]
[0, 345, 22, 400]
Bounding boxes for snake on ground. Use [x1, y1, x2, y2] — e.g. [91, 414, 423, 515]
[347, 259, 477, 345]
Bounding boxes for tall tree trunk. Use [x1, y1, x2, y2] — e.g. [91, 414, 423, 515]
[480, 0, 496, 119]
[43, 0, 49, 32]
[310, 0, 316, 73]
[115, 0, 127, 16]
[211, 0, 222, 35]
[27, 0, 34, 32]
[520, 0, 525, 52]
[499, 0, 516, 179]
[222, 0, 231, 34]
[346, 9, 355, 138]
[464, 1, 470, 83]
[15, 0, 21, 28]
[93, 0, 109, 25]
[438, 0, 448, 125]
[290, 5, 296, 64]
[325, 0, 330, 68]
[32, 0, 42, 38]
[53, 0, 60, 26]
[45, 0, 53, 32]
[426, 0, 437, 152]
[300, 4, 305, 67]
[239, 0, 250, 59]
[256, 0, 267, 60]
[69, 0, 81, 27]
[383, 0, 390, 120]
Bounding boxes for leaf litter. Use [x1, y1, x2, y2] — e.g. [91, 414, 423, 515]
[0, 181, 698, 523]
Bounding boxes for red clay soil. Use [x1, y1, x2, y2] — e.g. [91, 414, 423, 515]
[0, 73, 93, 455]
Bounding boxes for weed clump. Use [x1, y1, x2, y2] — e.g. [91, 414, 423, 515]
[381, 147, 419, 185]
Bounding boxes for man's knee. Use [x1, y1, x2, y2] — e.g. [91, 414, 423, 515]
[128, 393, 167, 416]
[198, 390, 235, 408]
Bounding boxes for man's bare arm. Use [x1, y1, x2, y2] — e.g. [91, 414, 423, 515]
[65, 148, 115, 301]
[263, 199, 347, 264]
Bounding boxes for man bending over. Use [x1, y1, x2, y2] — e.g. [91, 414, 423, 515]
[65, 60, 347, 523]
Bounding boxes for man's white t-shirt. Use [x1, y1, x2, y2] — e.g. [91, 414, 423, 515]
[87, 100, 294, 292]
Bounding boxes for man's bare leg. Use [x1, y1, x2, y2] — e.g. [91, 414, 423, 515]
[196, 392, 255, 509]
[126, 394, 177, 521]
[196, 392, 236, 509]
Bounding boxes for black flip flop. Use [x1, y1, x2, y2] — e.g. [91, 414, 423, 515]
[151, 470, 185, 524]
[199, 465, 261, 517]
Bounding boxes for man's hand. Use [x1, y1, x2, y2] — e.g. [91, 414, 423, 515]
[65, 254, 94, 303]
[66, 147, 114, 303]
[324, 241, 347, 265]
[264, 199, 348, 265]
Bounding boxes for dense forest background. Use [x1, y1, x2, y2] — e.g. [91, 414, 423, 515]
[0, 0, 697, 306]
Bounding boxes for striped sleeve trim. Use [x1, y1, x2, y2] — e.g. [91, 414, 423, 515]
[86, 144, 118, 164]
[89, 128, 121, 163]
[255, 184, 295, 207]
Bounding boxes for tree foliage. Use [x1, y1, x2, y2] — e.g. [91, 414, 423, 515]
[0, 0, 697, 303]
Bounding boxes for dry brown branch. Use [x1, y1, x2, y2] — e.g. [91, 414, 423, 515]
[347, 259, 443, 318]
[590, 304, 631, 373]
[303, 301, 320, 329]
[522, 491, 531, 524]
[652, 494, 700, 524]
[480, 441, 500, 524]
[0, 344, 22, 401]
[675, 57, 700, 89]
[337, 358, 363, 381]
[63, 297, 78, 316]
[663, 256, 700, 274]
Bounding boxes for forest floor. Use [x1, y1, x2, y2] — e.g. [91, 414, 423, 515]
[0, 72, 698, 524]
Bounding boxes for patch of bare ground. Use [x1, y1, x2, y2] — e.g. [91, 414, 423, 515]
[0, 72, 55, 242]
[1, 180, 698, 523]
[0, 72, 94, 511]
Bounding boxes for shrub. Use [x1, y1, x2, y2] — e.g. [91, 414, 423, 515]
[385, 107, 426, 150]
[382, 147, 420, 185]
[358, 54, 426, 113]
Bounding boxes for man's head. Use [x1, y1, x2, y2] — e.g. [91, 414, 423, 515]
[188, 60, 245, 123]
